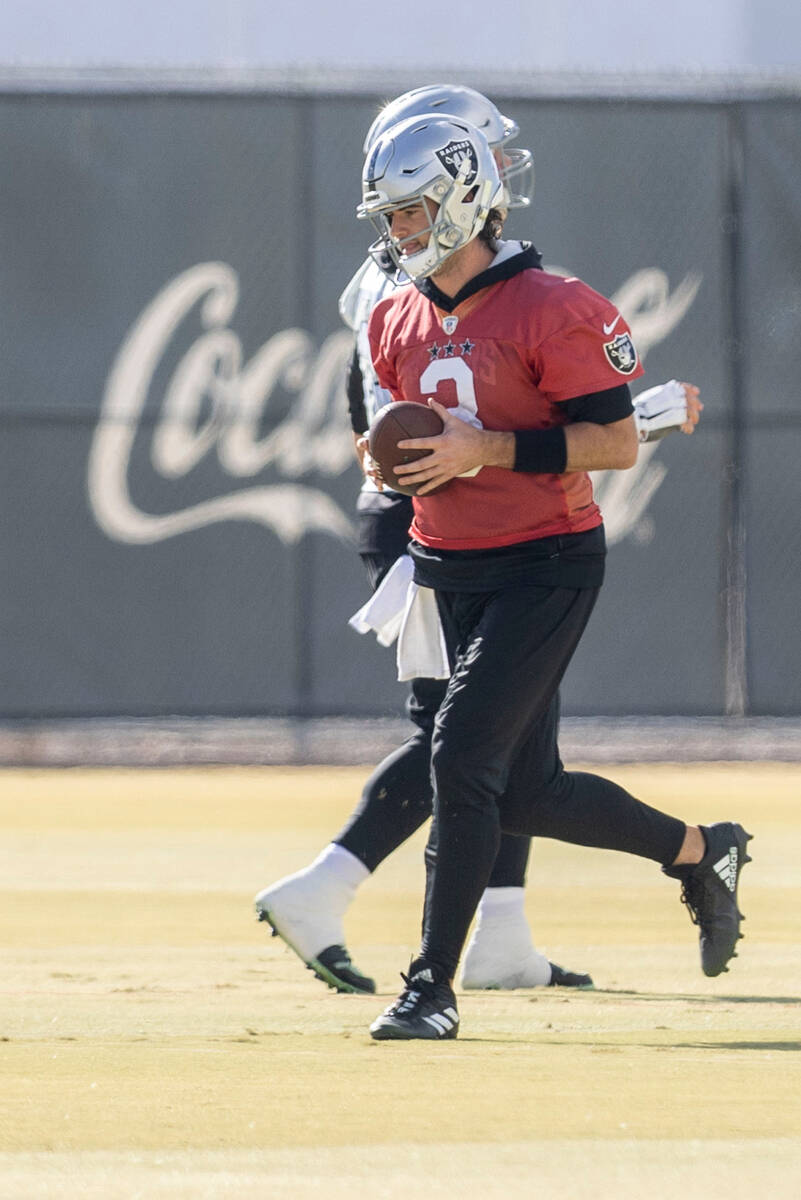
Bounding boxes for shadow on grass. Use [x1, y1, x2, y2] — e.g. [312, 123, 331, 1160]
[587, 989, 801, 1005]
[451, 1036, 801, 1051]
[667, 1040, 801, 1051]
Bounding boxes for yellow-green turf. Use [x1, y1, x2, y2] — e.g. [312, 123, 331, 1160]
[0, 764, 798, 1198]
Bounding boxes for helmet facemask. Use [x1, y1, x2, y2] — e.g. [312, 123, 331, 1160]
[496, 142, 534, 210]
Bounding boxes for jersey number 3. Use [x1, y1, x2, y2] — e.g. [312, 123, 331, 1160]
[420, 358, 483, 430]
[419, 357, 483, 478]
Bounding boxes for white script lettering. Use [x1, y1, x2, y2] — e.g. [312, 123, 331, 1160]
[89, 261, 702, 549]
[88, 262, 355, 545]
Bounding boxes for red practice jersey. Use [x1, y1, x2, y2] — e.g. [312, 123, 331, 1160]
[369, 266, 644, 550]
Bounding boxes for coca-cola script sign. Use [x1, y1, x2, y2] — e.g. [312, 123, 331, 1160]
[88, 259, 701, 548]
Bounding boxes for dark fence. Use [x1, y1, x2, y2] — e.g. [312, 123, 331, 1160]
[1, 83, 798, 719]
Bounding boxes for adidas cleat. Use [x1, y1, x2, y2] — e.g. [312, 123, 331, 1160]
[255, 883, 375, 994]
[663, 821, 753, 977]
[370, 967, 459, 1041]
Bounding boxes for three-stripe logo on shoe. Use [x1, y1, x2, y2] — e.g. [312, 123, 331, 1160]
[713, 847, 738, 892]
[423, 1007, 459, 1037]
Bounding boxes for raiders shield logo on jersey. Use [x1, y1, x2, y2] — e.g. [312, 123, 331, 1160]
[604, 332, 638, 374]
[435, 139, 478, 185]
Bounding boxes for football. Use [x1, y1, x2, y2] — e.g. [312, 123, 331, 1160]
[368, 401, 447, 496]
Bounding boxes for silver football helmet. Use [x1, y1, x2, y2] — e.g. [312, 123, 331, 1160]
[357, 113, 504, 282]
[363, 83, 533, 209]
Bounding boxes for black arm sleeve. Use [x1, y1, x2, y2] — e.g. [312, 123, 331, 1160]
[513, 383, 634, 474]
[346, 340, 369, 435]
[563, 383, 633, 425]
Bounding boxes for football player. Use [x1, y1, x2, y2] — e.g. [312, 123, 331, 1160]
[354, 113, 749, 1040]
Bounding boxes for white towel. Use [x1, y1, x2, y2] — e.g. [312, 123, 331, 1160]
[395, 581, 450, 681]
[349, 554, 450, 681]
[349, 555, 414, 647]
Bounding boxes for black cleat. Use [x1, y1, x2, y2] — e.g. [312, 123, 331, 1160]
[370, 966, 459, 1041]
[255, 905, 375, 994]
[663, 821, 753, 977]
[311, 944, 376, 994]
[548, 962, 595, 989]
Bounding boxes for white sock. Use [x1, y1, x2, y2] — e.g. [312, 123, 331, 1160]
[475, 886, 527, 924]
[462, 886, 552, 987]
[309, 843, 371, 893]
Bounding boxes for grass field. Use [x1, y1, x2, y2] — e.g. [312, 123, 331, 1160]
[1, 763, 799, 1198]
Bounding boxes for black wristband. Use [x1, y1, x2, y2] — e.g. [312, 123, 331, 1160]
[513, 426, 567, 474]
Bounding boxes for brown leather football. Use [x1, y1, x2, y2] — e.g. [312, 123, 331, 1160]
[367, 402, 448, 496]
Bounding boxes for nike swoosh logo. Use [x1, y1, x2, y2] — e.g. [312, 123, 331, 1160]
[603, 316, 621, 335]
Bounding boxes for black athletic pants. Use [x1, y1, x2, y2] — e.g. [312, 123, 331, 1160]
[419, 582, 687, 982]
[334, 497, 531, 888]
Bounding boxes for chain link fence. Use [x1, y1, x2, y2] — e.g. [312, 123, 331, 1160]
[1, 75, 799, 762]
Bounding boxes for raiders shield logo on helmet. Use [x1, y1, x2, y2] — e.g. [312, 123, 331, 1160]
[435, 139, 479, 185]
[604, 332, 638, 375]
